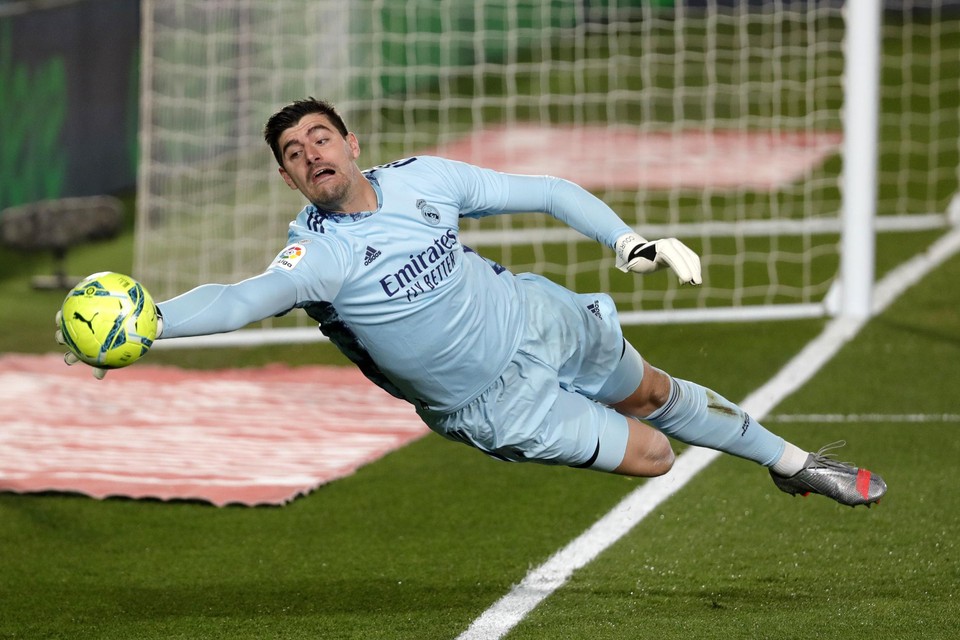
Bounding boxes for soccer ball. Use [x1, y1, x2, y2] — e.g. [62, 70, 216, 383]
[58, 271, 159, 369]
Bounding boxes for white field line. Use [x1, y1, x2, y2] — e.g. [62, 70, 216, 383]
[457, 225, 960, 640]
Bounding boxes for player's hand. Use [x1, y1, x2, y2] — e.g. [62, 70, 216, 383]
[54, 310, 108, 380]
[614, 233, 702, 285]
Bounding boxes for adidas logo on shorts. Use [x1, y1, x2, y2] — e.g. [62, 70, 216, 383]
[364, 246, 382, 266]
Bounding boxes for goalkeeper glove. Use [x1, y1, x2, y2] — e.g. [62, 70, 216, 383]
[614, 233, 703, 286]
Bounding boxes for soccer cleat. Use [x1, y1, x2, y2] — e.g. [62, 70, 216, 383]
[770, 441, 886, 507]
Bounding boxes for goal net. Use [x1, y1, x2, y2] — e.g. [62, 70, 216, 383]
[136, 0, 959, 344]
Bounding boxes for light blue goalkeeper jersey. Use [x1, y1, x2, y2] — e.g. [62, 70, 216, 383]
[158, 156, 633, 412]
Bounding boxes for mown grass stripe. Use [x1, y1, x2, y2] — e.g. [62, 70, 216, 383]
[768, 413, 960, 423]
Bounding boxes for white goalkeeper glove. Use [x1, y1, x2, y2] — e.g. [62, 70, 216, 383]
[614, 233, 703, 286]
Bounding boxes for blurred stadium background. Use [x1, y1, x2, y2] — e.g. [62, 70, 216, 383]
[1, 1, 959, 639]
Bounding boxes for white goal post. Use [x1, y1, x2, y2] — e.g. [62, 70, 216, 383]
[136, 0, 960, 348]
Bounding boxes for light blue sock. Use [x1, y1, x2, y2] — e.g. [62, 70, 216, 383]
[643, 377, 785, 467]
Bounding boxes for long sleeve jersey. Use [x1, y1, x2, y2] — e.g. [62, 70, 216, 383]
[158, 156, 632, 412]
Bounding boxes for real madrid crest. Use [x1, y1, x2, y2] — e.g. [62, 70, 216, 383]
[416, 199, 441, 225]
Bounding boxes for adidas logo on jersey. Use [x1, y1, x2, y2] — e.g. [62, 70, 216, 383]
[364, 246, 382, 266]
[587, 300, 603, 319]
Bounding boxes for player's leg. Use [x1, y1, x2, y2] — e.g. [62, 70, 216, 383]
[611, 417, 675, 477]
[611, 356, 794, 469]
[591, 336, 788, 468]
[606, 344, 885, 506]
[416, 358, 673, 477]
[549, 389, 676, 477]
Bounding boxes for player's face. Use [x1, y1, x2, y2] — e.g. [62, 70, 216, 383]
[277, 113, 363, 212]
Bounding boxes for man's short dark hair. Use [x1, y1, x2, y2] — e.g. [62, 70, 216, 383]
[263, 97, 348, 167]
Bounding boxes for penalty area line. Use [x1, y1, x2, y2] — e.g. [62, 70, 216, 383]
[457, 224, 960, 640]
[454, 447, 721, 640]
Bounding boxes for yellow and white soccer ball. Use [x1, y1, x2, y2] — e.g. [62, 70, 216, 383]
[58, 271, 159, 369]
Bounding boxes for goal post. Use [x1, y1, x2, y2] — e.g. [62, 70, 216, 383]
[841, 0, 881, 320]
[137, 1, 960, 348]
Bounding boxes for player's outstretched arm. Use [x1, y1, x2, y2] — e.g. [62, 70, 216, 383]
[55, 270, 298, 379]
[440, 163, 702, 286]
[614, 232, 702, 286]
[156, 270, 299, 340]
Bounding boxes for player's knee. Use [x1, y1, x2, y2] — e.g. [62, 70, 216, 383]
[647, 432, 676, 476]
[616, 429, 675, 477]
[642, 367, 674, 411]
[612, 363, 674, 418]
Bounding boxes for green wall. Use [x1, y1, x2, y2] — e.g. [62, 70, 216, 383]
[0, 0, 140, 212]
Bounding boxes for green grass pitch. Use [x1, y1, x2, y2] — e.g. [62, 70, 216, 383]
[1, 209, 959, 638]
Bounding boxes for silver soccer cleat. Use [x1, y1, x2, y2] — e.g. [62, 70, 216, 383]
[770, 441, 887, 507]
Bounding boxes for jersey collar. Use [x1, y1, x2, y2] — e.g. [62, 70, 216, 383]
[304, 174, 383, 232]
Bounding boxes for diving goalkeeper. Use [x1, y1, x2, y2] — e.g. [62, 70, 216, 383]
[59, 97, 885, 506]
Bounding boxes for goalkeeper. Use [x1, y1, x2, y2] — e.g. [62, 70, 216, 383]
[61, 97, 885, 507]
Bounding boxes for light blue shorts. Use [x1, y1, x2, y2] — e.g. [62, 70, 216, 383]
[417, 273, 644, 471]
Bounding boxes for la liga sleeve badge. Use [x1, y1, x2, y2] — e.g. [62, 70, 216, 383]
[272, 243, 307, 270]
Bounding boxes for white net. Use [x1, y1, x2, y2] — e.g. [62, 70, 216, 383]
[136, 0, 959, 334]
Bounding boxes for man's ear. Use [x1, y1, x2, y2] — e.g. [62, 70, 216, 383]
[278, 166, 297, 190]
[347, 132, 361, 160]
